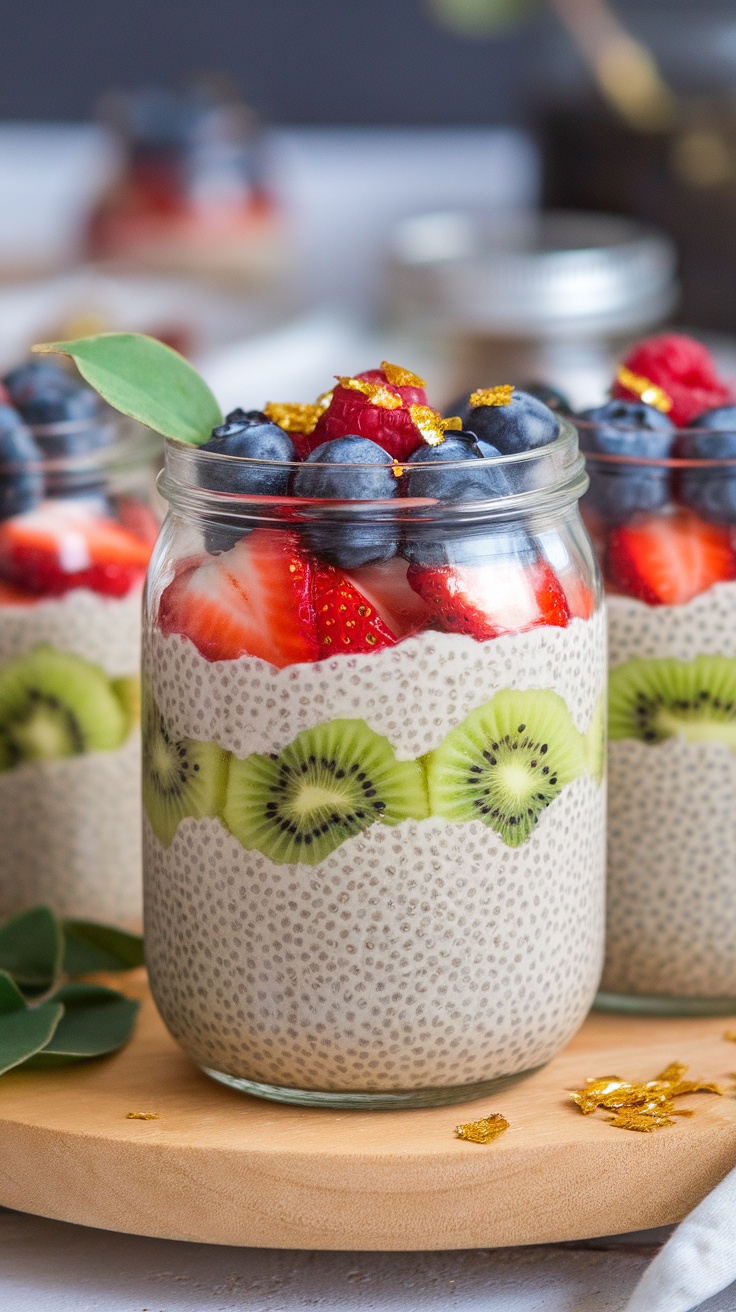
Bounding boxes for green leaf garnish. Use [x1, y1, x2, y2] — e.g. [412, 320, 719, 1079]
[0, 906, 63, 988]
[62, 921, 144, 975]
[33, 332, 223, 445]
[26, 983, 139, 1067]
[0, 970, 63, 1075]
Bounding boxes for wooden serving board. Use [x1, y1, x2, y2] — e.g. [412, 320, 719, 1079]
[1, 982, 736, 1250]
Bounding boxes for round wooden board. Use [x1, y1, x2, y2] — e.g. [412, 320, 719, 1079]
[1, 981, 736, 1250]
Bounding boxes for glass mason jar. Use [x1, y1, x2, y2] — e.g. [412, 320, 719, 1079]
[581, 422, 736, 1014]
[0, 417, 161, 930]
[143, 423, 606, 1109]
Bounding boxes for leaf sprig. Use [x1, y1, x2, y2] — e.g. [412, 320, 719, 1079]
[0, 906, 143, 1076]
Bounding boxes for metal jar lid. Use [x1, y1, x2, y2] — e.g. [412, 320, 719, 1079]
[388, 210, 678, 338]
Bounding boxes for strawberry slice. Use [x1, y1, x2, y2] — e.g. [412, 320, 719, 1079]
[0, 501, 151, 597]
[560, 573, 596, 620]
[313, 565, 398, 655]
[407, 556, 571, 640]
[158, 528, 318, 666]
[346, 557, 433, 638]
[606, 510, 736, 605]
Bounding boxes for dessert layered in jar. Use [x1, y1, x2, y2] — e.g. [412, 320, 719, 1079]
[131, 361, 606, 1107]
[0, 358, 159, 927]
[579, 333, 736, 1009]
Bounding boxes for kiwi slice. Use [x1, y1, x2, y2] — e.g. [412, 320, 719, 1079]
[0, 645, 127, 770]
[224, 718, 429, 867]
[425, 688, 584, 847]
[142, 693, 229, 846]
[609, 654, 736, 748]
[584, 692, 607, 785]
[111, 674, 141, 737]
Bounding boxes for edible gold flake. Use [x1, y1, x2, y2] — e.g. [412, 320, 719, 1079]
[264, 392, 332, 435]
[455, 1112, 509, 1144]
[381, 360, 426, 389]
[337, 377, 402, 409]
[570, 1061, 723, 1132]
[408, 404, 453, 446]
[391, 460, 404, 479]
[127, 1111, 160, 1120]
[615, 364, 673, 414]
[724, 1031, 736, 1042]
[470, 385, 515, 408]
[442, 416, 463, 431]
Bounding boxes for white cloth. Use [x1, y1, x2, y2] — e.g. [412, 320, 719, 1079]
[625, 1164, 736, 1312]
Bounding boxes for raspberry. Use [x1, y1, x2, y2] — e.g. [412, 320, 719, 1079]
[612, 334, 733, 428]
[306, 367, 430, 462]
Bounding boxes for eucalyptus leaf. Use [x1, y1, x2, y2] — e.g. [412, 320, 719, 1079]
[63, 921, 144, 975]
[0, 906, 63, 987]
[26, 983, 139, 1067]
[33, 333, 223, 445]
[0, 970, 28, 1015]
[0, 990, 63, 1075]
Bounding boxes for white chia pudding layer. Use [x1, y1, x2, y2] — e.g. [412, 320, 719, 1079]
[144, 616, 606, 1093]
[604, 582, 736, 1000]
[0, 587, 144, 928]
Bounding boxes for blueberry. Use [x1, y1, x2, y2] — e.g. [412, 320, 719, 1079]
[4, 360, 103, 431]
[0, 405, 43, 521]
[291, 436, 399, 568]
[198, 417, 296, 554]
[578, 399, 675, 525]
[464, 389, 560, 455]
[402, 435, 514, 567]
[199, 418, 295, 495]
[678, 405, 736, 524]
[519, 382, 572, 415]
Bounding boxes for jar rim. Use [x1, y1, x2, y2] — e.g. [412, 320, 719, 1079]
[0, 420, 161, 478]
[158, 418, 589, 526]
[577, 417, 736, 469]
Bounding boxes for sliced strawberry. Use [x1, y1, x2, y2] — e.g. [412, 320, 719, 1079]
[560, 573, 596, 620]
[407, 557, 570, 640]
[158, 528, 318, 666]
[0, 501, 151, 597]
[0, 579, 38, 606]
[346, 557, 433, 638]
[606, 509, 736, 605]
[313, 565, 398, 655]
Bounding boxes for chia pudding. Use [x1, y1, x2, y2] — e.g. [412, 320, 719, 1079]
[579, 331, 736, 1009]
[0, 356, 159, 929]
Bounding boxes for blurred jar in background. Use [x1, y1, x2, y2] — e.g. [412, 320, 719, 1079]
[388, 210, 677, 410]
[89, 79, 289, 291]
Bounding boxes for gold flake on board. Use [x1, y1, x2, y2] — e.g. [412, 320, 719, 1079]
[126, 1111, 160, 1120]
[570, 1061, 722, 1132]
[455, 1112, 509, 1144]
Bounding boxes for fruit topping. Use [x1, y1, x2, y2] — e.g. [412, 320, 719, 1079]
[0, 646, 127, 769]
[345, 557, 433, 638]
[313, 565, 398, 654]
[407, 554, 570, 640]
[676, 405, 736, 524]
[291, 436, 399, 569]
[612, 334, 732, 428]
[306, 365, 443, 462]
[4, 358, 103, 434]
[609, 653, 736, 748]
[458, 387, 560, 454]
[577, 399, 675, 524]
[0, 405, 44, 522]
[0, 500, 151, 596]
[424, 688, 584, 847]
[606, 509, 736, 605]
[198, 410, 295, 492]
[142, 691, 229, 846]
[158, 528, 318, 666]
[223, 717, 428, 866]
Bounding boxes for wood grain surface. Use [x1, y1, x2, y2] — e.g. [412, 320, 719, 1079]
[0, 985, 735, 1250]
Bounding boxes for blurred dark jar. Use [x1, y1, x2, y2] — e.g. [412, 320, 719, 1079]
[388, 210, 677, 410]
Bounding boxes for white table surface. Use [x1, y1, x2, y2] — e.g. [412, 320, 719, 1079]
[3, 1209, 734, 1312]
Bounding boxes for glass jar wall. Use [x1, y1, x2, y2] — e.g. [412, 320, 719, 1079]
[142, 426, 606, 1108]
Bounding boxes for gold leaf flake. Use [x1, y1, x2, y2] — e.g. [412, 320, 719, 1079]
[380, 360, 426, 388]
[127, 1111, 160, 1120]
[615, 364, 673, 414]
[455, 1112, 509, 1144]
[337, 377, 402, 409]
[264, 393, 332, 435]
[408, 404, 449, 446]
[470, 385, 515, 408]
[442, 415, 463, 431]
[723, 1031, 736, 1043]
[570, 1060, 722, 1132]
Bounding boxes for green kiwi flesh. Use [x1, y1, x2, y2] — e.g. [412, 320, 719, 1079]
[224, 717, 429, 866]
[425, 688, 584, 847]
[111, 674, 141, 737]
[609, 655, 736, 748]
[0, 645, 127, 768]
[143, 695, 229, 846]
[584, 692, 607, 785]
